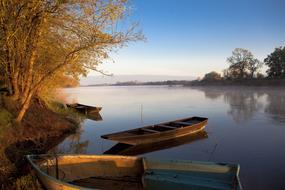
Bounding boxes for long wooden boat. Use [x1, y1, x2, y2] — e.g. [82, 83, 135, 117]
[101, 116, 208, 145]
[27, 154, 242, 190]
[104, 131, 208, 155]
[67, 103, 102, 113]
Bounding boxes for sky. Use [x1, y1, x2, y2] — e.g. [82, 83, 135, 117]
[90, 0, 285, 78]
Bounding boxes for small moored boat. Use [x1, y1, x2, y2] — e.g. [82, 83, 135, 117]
[101, 116, 208, 145]
[27, 154, 242, 190]
[67, 103, 102, 114]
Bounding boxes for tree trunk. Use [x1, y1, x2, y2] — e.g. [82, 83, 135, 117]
[16, 92, 33, 123]
[22, 49, 36, 104]
[251, 70, 255, 79]
[10, 73, 20, 100]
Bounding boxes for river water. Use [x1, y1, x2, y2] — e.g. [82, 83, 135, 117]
[54, 86, 285, 190]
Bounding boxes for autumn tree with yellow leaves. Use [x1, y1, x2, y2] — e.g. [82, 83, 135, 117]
[0, 0, 143, 122]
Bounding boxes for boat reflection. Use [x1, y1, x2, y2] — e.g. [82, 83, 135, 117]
[86, 112, 103, 121]
[104, 131, 208, 156]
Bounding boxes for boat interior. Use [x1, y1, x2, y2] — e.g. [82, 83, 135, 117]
[29, 154, 240, 190]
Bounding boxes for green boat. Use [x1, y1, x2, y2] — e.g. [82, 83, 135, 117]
[27, 154, 242, 190]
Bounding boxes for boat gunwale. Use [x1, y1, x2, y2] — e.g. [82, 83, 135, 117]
[101, 116, 208, 140]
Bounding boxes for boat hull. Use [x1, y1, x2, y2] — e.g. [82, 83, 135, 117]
[102, 117, 208, 145]
[67, 103, 102, 114]
[111, 125, 205, 145]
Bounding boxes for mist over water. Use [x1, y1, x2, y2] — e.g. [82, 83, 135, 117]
[54, 86, 285, 190]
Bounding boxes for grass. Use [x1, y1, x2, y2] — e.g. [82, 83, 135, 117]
[14, 173, 43, 190]
[0, 108, 12, 126]
[0, 108, 13, 138]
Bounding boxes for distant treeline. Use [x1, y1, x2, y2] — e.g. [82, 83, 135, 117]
[84, 80, 192, 86]
[189, 78, 285, 86]
[190, 47, 285, 86]
[114, 80, 192, 86]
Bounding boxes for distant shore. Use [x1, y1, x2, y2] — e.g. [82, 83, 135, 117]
[187, 78, 285, 87]
[79, 78, 285, 87]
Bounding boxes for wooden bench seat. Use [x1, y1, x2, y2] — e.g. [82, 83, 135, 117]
[156, 124, 176, 129]
[173, 121, 193, 126]
[141, 128, 158, 133]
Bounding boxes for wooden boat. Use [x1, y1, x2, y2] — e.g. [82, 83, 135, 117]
[104, 131, 208, 155]
[27, 154, 242, 190]
[67, 103, 102, 114]
[101, 116, 208, 145]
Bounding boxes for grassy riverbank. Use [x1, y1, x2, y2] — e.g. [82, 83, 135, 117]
[0, 97, 82, 189]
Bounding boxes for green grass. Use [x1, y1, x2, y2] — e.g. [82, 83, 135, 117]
[45, 100, 84, 126]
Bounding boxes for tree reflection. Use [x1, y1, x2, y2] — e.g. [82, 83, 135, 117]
[202, 88, 223, 100]
[223, 90, 262, 123]
[198, 87, 264, 124]
[265, 91, 285, 123]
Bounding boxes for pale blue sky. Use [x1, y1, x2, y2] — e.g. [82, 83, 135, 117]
[92, 0, 285, 78]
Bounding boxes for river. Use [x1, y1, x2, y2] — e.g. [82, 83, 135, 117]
[53, 86, 285, 190]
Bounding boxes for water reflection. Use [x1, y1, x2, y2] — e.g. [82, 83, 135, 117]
[86, 112, 103, 121]
[104, 131, 208, 156]
[52, 127, 89, 154]
[200, 88, 266, 123]
[224, 91, 263, 123]
[265, 91, 285, 123]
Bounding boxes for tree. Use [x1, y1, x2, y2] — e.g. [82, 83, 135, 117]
[0, 0, 144, 122]
[227, 48, 261, 79]
[248, 58, 263, 78]
[256, 72, 265, 79]
[203, 71, 221, 81]
[264, 47, 285, 78]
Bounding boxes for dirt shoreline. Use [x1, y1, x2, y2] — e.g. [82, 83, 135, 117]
[0, 98, 80, 189]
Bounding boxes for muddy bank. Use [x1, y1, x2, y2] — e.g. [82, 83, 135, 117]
[0, 98, 80, 189]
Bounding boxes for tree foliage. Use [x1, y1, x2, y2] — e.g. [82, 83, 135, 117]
[0, 0, 143, 122]
[264, 47, 285, 78]
[226, 48, 262, 79]
[203, 71, 221, 81]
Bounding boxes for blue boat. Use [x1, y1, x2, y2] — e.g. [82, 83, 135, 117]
[27, 154, 242, 190]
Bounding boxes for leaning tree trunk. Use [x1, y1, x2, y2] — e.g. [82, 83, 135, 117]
[15, 91, 33, 123]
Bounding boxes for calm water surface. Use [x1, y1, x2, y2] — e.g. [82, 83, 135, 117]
[54, 86, 285, 190]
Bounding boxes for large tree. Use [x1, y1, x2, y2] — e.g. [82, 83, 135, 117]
[227, 48, 261, 79]
[0, 0, 143, 122]
[203, 71, 221, 81]
[248, 58, 263, 78]
[264, 47, 285, 78]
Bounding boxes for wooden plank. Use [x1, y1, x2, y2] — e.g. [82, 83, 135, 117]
[75, 106, 85, 109]
[141, 128, 158, 133]
[173, 121, 193, 126]
[156, 124, 176, 129]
